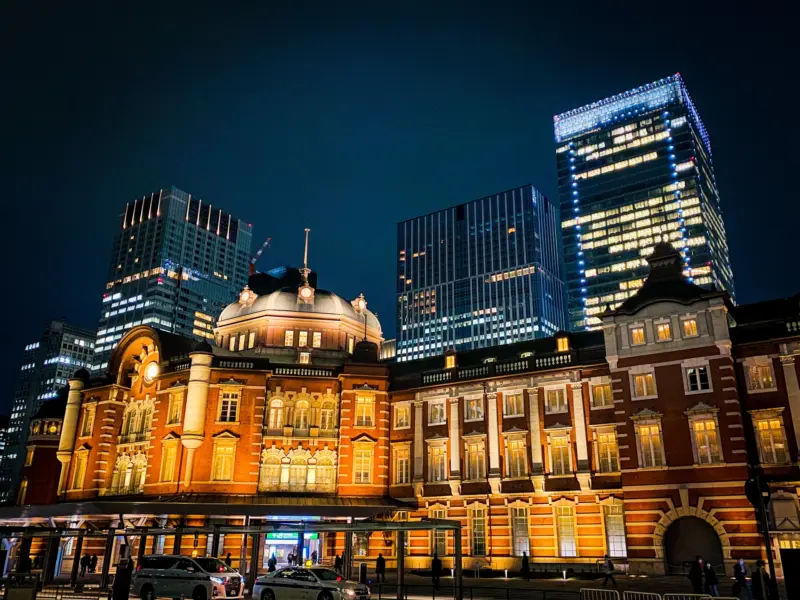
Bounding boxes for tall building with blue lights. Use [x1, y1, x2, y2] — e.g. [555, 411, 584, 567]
[554, 74, 735, 330]
[395, 185, 566, 361]
[90, 186, 253, 371]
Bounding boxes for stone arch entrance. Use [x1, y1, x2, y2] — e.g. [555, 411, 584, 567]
[664, 516, 724, 574]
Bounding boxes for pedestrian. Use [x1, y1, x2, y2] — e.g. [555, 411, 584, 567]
[751, 560, 776, 600]
[80, 554, 90, 577]
[704, 562, 719, 596]
[431, 553, 442, 590]
[268, 554, 277, 572]
[334, 554, 343, 574]
[311, 550, 318, 565]
[688, 556, 705, 594]
[601, 554, 616, 588]
[224, 553, 232, 567]
[90, 554, 98, 573]
[520, 552, 530, 582]
[376, 553, 386, 583]
[734, 558, 751, 598]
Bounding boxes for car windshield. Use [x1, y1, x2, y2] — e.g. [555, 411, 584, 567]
[311, 569, 342, 581]
[193, 558, 236, 573]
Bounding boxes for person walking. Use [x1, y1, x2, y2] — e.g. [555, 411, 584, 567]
[268, 554, 277, 572]
[431, 553, 442, 590]
[334, 554, 343, 574]
[224, 553, 232, 567]
[376, 553, 386, 583]
[311, 551, 318, 565]
[80, 554, 90, 577]
[89, 554, 98, 573]
[688, 556, 706, 594]
[601, 554, 616, 588]
[704, 562, 719, 596]
[520, 552, 530, 582]
[734, 558, 752, 600]
[751, 560, 776, 600]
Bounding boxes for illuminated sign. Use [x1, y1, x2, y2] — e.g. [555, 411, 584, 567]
[265, 532, 319, 541]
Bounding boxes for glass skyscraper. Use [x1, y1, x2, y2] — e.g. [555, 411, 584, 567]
[90, 186, 252, 371]
[396, 185, 566, 361]
[0, 320, 95, 503]
[554, 74, 735, 330]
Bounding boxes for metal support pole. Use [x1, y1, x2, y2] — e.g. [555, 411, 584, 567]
[396, 530, 404, 600]
[70, 532, 84, 585]
[297, 531, 305, 566]
[343, 528, 354, 580]
[759, 494, 781, 599]
[454, 528, 462, 600]
[18, 535, 32, 572]
[138, 531, 147, 563]
[174, 526, 183, 556]
[43, 536, 60, 585]
[210, 525, 221, 557]
[248, 534, 261, 592]
[100, 528, 115, 589]
[240, 516, 250, 575]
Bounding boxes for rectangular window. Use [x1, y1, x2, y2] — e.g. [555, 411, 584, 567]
[591, 383, 613, 408]
[597, 429, 619, 473]
[24, 448, 34, 466]
[160, 444, 177, 482]
[748, 364, 775, 391]
[511, 507, 530, 556]
[465, 440, 486, 480]
[354, 447, 372, 483]
[394, 404, 410, 428]
[218, 391, 239, 422]
[394, 447, 410, 484]
[556, 505, 577, 557]
[445, 355, 456, 369]
[71, 453, 87, 490]
[693, 418, 722, 464]
[248, 331, 255, 349]
[656, 322, 672, 341]
[507, 438, 527, 478]
[756, 418, 788, 464]
[470, 507, 487, 556]
[429, 445, 447, 482]
[17, 479, 28, 505]
[682, 318, 699, 338]
[167, 392, 183, 425]
[228, 336, 236, 351]
[355, 395, 374, 427]
[212, 445, 236, 481]
[686, 366, 711, 392]
[81, 409, 95, 437]
[557, 337, 570, 352]
[312, 331, 322, 348]
[299, 351, 310, 364]
[604, 504, 627, 557]
[298, 331, 308, 347]
[284, 330, 294, 346]
[428, 400, 446, 425]
[348, 336, 355, 354]
[465, 397, 483, 421]
[638, 423, 664, 468]
[632, 373, 656, 398]
[630, 326, 645, 345]
[546, 388, 567, 414]
[431, 508, 447, 556]
[353, 533, 369, 556]
[503, 393, 524, 417]
[238, 333, 245, 351]
[550, 435, 570, 475]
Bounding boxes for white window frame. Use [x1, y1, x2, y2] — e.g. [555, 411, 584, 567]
[602, 500, 627, 558]
[554, 502, 577, 557]
[629, 323, 646, 346]
[392, 443, 411, 485]
[464, 396, 484, 422]
[430, 506, 448, 556]
[633, 416, 666, 469]
[629, 367, 658, 400]
[502, 391, 525, 418]
[589, 377, 614, 410]
[353, 442, 374, 483]
[505, 434, 528, 479]
[355, 394, 375, 427]
[681, 316, 699, 338]
[510, 505, 530, 557]
[217, 388, 240, 423]
[544, 385, 568, 414]
[592, 425, 620, 474]
[686, 409, 723, 465]
[546, 429, 572, 476]
[655, 320, 672, 342]
[743, 356, 778, 393]
[312, 331, 322, 348]
[751, 409, 791, 466]
[211, 439, 237, 481]
[393, 402, 411, 430]
[682, 359, 713, 394]
[463, 436, 487, 481]
[428, 399, 447, 425]
[427, 441, 448, 482]
[284, 330, 294, 347]
[469, 505, 487, 556]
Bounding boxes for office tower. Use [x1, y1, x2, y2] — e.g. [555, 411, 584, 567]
[554, 74, 735, 330]
[0, 320, 95, 503]
[395, 185, 566, 361]
[90, 186, 253, 371]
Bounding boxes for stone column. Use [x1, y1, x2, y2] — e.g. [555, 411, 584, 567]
[486, 392, 501, 494]
[527, 387, 544, 492]
[448, 397, 461, 496]
[571, 383, 591, 491]
[780, 353, 800, 455]
[181, 349, 213, 486]
[412, 398, 424, 498]
[57, 373, 86, 495]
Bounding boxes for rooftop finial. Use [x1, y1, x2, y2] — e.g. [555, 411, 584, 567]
[301, 228, 311, 283]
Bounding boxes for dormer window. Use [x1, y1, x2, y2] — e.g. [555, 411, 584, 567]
[556, 336, 569, 353]
[656, 322, 672, 342]
[445, 353, 456, 369]
[630, 326, 646, 346]
[483, 357, 497, 364]
[299, 352, 311, 365]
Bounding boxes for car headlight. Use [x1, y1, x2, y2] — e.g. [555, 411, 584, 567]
[210, 577, 226, 585]
[343, 589, 357, 597]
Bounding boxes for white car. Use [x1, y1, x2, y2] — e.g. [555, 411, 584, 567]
[254, 567, 370, 600]
[132, 555, 245, 600]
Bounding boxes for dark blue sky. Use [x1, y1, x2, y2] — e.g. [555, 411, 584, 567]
[1, 2, 797, 412]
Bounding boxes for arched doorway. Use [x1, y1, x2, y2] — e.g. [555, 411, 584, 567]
[664, 516, 723, 574]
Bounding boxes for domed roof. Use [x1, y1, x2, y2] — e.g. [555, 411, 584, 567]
[219, 287, 381, 333]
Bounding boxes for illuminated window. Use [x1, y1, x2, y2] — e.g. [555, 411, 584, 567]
[755, 416, 788, 465]
[354, 446, 372, 483]
[71, 451, 88, 490]
[228, 336, 236, 351]
[218, 390, 239, 422]
[556, 337, 569, 352]
[632, 372, 656, 398]
[17, 478, 28, 505]
[211, 442, 236, 481]
[545, 388, 567, 414]
[248, 331, 256, 349]
[682, 318, 698, 338]
[431, 508, 447, 555]
[507, 437, 527, 478]
[238, 333, 246, 351]
[445, 354, 456, 369]
[465, 439, 486, 480]
[394, 403, 410, 429]
[80, 407, 95, 437]
[591, 383, 613, 408]
[604, 504, 627, 557]
[348, 336, 355, 354]
[511, 507, 530, 556]
[465, 397, 483, 421]
[637, 423, 664, 468]
[630, 326, 646, 345]
[596, 428, 619, 473]
[284, 330, 294, 346]
[160, 443, 177, 482]
[686, 366, 711, 392]
[656, 322, 672, 342]
[319, 401, 336, 430]
[503, 393, 524, 417]
[747, 362, 776, 391]
[298, 331, 308, 347]
[428, 400, 446, 425]
[428, 444, 447, 482]
[299, 351, 310, 364]
[355, 395, 374, 427]
[691, 418, 722, 464]
[556, 505, 577, 557]
[312, 331, 322, 348]
[268, 398, 284, 429]
[470, 506, 487, 556]
[549, 434, 571, 475]
[393, 446, 410, 484]
[24, 448, 34, 466]
[167, 391, 183, 425]
[294, 399, 310, 430]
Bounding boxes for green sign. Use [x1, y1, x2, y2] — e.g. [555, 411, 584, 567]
[266, 532, 319, 541]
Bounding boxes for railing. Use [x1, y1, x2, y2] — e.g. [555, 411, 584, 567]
[118, 432, 149, 444]
[100, 485, 144, 497]
[274, 367, 335, 377]
[257, 481, 337, 493]
[374, 584, 581, 600]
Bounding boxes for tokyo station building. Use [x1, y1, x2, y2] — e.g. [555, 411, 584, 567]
[3, 243, 800, 581]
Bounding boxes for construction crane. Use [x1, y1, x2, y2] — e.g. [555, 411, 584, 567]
[249, 236, 272, 275]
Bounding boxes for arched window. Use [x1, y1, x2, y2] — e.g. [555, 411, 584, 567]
[319, 402, 336, 430]
[110, 455, 131, 495]
[294, 400, 310, 430]
[316, 457, 335, 490]
[131, 455, 147, 493]
[268, 399, 284, 430]
[289, 457, 308, 490]
[259, 455, 282, 489]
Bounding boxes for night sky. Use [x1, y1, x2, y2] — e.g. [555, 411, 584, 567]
[1, 2, 796, 414]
